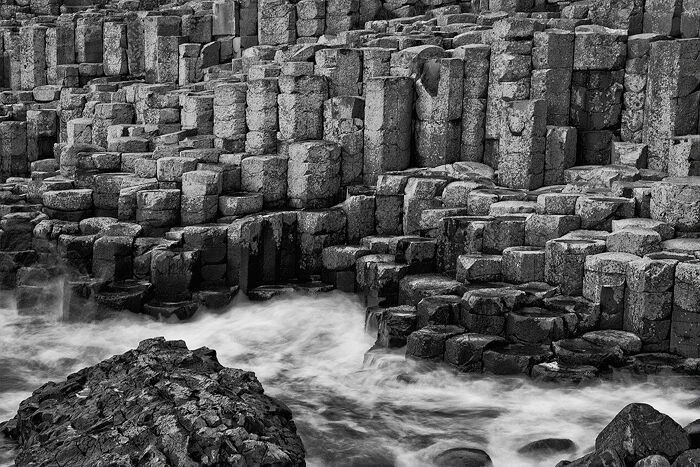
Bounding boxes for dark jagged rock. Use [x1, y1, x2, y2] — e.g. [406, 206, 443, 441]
[686, 420, 700, 449]
[672, 449, 700, 467]
[557, 448, 624, 467]
[595, 403, 689, 464]
[0, 337, 305, 467]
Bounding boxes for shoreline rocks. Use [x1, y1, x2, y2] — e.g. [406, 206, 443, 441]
[0, 337, 305, 467]
[558, 403, 695, 467]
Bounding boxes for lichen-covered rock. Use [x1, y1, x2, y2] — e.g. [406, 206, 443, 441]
[0, 337, 305, 467]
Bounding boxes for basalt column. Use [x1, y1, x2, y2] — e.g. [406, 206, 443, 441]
[571, 25, 627, 165]
[277, 63, 327, 146]
[454, 44, 489, 163]
[258, 0, 295, 46]
[245, 77, 279, 155]
[214, 82, 247, 153]
[644, 38, 700, 171]
[413, 57, 463, 168]
[498, 99, 546, 189]
[144, 15, 181, 84]
[531, 29, 574, 126]
[363, 76, 413, 185]
[19, 24, 47, 91]
[621, 34, 661, 143]
[486, 18, 537, 168]
[324, 96, 365, 187]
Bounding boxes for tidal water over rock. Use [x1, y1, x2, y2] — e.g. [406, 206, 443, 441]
[1, 291, 699, 466]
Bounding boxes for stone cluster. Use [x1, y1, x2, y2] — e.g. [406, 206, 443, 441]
[0, 337, 306, 466]
[0, 0, 700, 374]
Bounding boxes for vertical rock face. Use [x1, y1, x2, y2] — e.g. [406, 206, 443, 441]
[0, 337, 306, 467]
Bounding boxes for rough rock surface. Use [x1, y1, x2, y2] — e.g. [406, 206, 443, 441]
[0, 337, 305, 467]
[595, 403, 689, 463]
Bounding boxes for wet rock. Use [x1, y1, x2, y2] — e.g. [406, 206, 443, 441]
[553, 337, 625, 368]
[482, 343, 553, 376]
[505, 307, 569, 344]
[686, 420, 700, 449]
[596, 403, 690, 464]
[517, 438, 577, 458]
[444, 333, 507, 372]
[405, 325, 465, 361]
[558, 448, 624, 466]
[635, 455, 672, 467]
[398, 273, 465, 306]
[377, 305, 418, 348]
[531, 361, 599, 384]
[248, 284, 297, 301]
[672, 450, 700, 466]
[0, 337, 305, 467]
[623, 353, 687, 375]
[416, 295, 462, 328]
[433, 447, 493, 467]
[582, 330, 642, 354]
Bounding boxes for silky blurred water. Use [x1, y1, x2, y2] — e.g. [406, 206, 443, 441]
[1, 290, 698, 466]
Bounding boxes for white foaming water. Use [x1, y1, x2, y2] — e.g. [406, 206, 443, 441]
[1, 291, 699, 467]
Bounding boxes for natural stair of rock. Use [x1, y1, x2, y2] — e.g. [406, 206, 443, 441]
[0, 0, 699, 381]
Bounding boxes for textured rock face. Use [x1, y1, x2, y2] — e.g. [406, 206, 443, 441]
[0, 337, 305, 467]
[595, 403, 689, 463]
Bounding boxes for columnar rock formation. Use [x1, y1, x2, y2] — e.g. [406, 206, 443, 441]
[1, 0, 700, 381]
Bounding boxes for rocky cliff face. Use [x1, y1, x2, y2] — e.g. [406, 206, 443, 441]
[0, 337, 305, 467]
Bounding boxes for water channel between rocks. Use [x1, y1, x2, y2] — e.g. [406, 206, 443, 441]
[1, 291, 698, 467]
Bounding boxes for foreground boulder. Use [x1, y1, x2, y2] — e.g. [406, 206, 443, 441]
[596, 403, 689, 463]
[0, 337, 305, 467]
[559, 403, 691, 466]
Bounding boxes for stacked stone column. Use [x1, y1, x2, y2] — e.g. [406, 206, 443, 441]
[125, 12, 145, 77]
[277, 64, 327, 145]
[671, 261, 700, 357]
[583, 252, 640, 329]
[181, 93, 214, 135]
[287, 140, 341, 208]
[0, 121, 27, 181]
[3, 31, 21, 90]
[624, 256, 676, 352]
[19, 24, 47, 91]
[245, 77, 279, 155]
[296, 0, 325, 40]
[181, 170, 222, 225]
[103, 20, 128, 77]
[644, 38, 700, 171]
[531, 29, 574, 126]
[325, 0, 358, 34]
[498, 99, 546, 189]
[454, 44, 489, 163]
[75, 14, 103, 65]
[413, 57, 463, 168]
[486, 18, 536, 167]
[571, 25, 627, 165]
[258, 0, 295, 45]
[324, 96, 364, 187]
[620, 34, 660, 143]
[214, 82, 247, 153]
[144, 15, 181, 84]
[46, 19, 75, 85]
[363, 76, 413, 184]
[315, 48, 363, 97]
